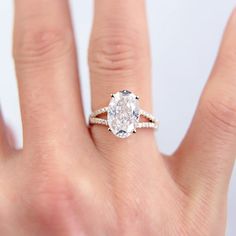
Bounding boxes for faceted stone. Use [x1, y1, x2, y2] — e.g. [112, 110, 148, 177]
[107, 90, 140, 138]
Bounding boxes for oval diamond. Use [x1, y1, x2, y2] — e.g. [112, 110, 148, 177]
[107, 90, 140, 138]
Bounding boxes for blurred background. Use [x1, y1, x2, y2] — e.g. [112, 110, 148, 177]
[0, 0, 235, 235]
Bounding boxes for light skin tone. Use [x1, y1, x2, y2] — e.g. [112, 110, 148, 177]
[0, 0, 235, 235]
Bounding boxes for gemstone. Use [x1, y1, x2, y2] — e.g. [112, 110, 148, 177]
[107, 90, 140, 138]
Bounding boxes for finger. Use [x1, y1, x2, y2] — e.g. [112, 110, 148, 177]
[175, 10, 236, 195]
[89, 0, 151, 109]
[89, 0, 154, 147]
[14, 0, 89, 149]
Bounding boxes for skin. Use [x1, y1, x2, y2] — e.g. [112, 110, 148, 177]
[0, 0, 235, 235]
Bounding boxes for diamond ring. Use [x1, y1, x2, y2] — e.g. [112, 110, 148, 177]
[89, 90, 159, 138]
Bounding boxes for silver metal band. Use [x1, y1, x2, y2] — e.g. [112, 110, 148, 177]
[89, 107, 159, 129]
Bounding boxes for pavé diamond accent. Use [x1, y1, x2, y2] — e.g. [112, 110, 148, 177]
[107, 90, 140, 138]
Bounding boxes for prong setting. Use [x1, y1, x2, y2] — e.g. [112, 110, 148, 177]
[133, 129, 137, 134]
[135, 96, 139, 100]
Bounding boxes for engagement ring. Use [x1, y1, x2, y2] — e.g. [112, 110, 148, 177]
[89, 90, 159, 138]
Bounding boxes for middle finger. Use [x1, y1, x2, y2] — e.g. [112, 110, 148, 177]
[14, 0, 89, 150]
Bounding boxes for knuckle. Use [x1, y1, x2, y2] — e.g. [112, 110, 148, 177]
[23, 149, 99, 230]
[26, 160, 75, 228]
[89, 30, 149, 77]
[202, 94, 236, 135]
[14, 27, 73, 69]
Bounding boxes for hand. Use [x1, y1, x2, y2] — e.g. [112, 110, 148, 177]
[0, 1, 235, 235]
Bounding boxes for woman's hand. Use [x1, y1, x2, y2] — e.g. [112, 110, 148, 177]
[0, 1, 235, 235]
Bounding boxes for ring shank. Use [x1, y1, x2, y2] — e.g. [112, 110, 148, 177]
[89, 107, 159, 129]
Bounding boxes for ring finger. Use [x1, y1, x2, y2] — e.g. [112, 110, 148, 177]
[89, 0, 154, 150]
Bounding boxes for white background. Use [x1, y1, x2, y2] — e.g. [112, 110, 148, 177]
[0, 0, 235, 235]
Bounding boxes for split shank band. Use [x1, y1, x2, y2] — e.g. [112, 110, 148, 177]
[89, 90, 159, 139]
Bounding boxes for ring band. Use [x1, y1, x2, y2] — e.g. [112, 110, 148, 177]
[89, 90, 159, 138]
